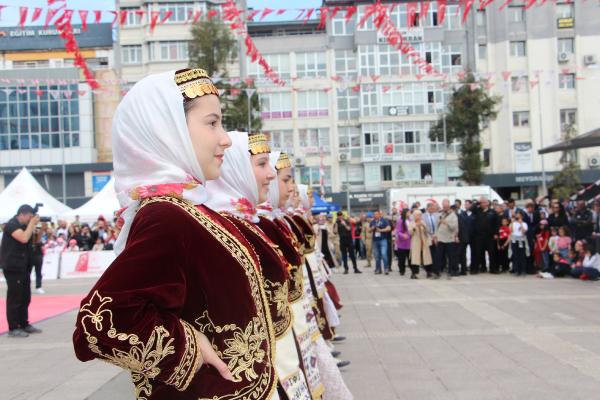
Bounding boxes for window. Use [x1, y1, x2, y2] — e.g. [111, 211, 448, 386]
[476, 10, 486, 28]
[121, 45, 142, 65]
[260, 92, 292, 119]
[358, 45, 376, 76]
[478, 44, 487, 59]
[248, 54, 290, 81]
[510, 41, 527, 57]
[149, 41, 188, 61]
[361, 85, 378, 117]
[559, 73, 575, 89]
[556, 3, 574, 19]
[560, 109, 576, 129]
[444, 5, 461, 30]
[337, 88, 360, 120]
[363, 128, 380, 155]
[378, 45, 400, 76]
[0, 84, 80, 151]
[511, 75, 528, 92]
[332, 14, 355, 36]
[509, 6, 525, 23]
[265, 130, 294, 156]
[345, 165, 364, 184]
[381, 165, 393, 182]
[442, 44, 462, 73]
[558, 38, 574, 54]
[297, 91, 328, 117]
[356, 5, 375, 31]
[334, 50, 357, 77]
[123, 7, 143, 26]
[338, 126, 361, 157]
[299, 128, 330, 153]
[299, 166, 331, 192]
[296, 52, 327, 78]
[158, 2, 195, 23]
[512, 111, 530, 127]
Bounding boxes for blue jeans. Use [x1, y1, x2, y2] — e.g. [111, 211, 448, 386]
[374, 239, 389, 273]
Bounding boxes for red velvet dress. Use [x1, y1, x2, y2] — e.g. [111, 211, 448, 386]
[72, 196, 277, 400]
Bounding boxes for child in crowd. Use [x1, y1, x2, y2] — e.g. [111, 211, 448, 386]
[92, 238, 105, 251]
[534, 220, 550, 272]
[571, 243, 600, 280]
[557, 226, 572, 258]
[497, 217, 511, 273]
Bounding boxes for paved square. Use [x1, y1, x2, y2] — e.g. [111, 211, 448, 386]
[2, 265, 600, 400]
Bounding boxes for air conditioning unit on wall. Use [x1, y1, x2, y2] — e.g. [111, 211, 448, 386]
[294, 157, 306, 167]
[558, 52, 570, 63]
[338, 152, 350, 162]
[589, 156, 600, 168]
[584, 55, 597, 65]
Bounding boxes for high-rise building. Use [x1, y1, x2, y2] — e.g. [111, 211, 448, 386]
[0, 23, 116, 207]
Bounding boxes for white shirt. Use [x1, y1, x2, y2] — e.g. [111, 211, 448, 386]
[511, 221, 528, 239]
[583, 254, 600, 271]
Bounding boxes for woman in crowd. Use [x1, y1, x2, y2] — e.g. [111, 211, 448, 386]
[72, 69, 279, 399]
[556, 226, 572, 258]
[205, 132, 314, 400]
[394, 208, 411, 276]
[497, 217, 511, 273]
[571, 243, 600, 280]
[408, 210, 432, 279]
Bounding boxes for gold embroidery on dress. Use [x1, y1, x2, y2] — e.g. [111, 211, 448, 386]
[165, 320, 203, 391]
[139, 196, 277, 400]
[287, 264, 304, 304]
[264, 280, 293, 338]
[79, 291, 177, 400]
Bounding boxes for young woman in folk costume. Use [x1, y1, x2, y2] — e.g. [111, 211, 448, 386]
[258, 154, 353, 400]
[204, 132, 312, 400]
[72, 69, 279, 400]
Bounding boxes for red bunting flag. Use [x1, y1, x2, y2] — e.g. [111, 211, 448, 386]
[276, 9, 286, 15]
[407, 3, 418, 27]
[160, 10, 173, 24]
[246, 9, 261, 21]
[119, 9, 128, 26]
[317, 7, 329, 29]
[207, 9, 218, 19]
[18, 6, 28, 27]
[460, 0, 474, 24]
[382, 86, 391, 93]
[303, 8, 315, 24]
[420, 1, 430, 20]
[78, 10, 89, 30]
[351, 84, 360, 92]
[345, 5, 357, 22]
[260, 7, 274, 20]
[479, 0, 495, 10]
[108, 11, 118, 26]
[371, 75, 381, 82]
[190, 10, 202, 24]
[94, 10, 102, 24]
[149, 11, 160, 33]
[437, 0, 447, 24]
[502, 71, 511, 81]
[31, 7, 43, 23]
[498, 0, 513, 10]
[524, 0, 537, 10]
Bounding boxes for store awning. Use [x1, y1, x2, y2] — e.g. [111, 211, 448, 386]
[538, 128, 600, 154]
[311, 192, 340, 214]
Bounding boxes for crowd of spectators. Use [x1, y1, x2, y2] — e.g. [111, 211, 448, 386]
[321, 197, 600, 281]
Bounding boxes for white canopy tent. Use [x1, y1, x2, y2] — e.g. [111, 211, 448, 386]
[0, 168, 72, 223]
[63, 177, 120, 222]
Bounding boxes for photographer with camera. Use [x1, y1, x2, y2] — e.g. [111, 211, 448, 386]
[0, 204, 44, 338]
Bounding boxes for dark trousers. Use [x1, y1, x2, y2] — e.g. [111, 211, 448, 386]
[511, 242, 527, 275]
[497, 246, 509, 272]
[434, 242, 457, 275]
[457, 242, 471, 273]
[425, 244, 437, 275]
[30, 255, 43, 289]
[4, 269, 31, 331]
[340, 240, 358, 272]
[395, 249, 410, 274]
[353, 238, 364, 259]
[321, 244, 336, 270]
[473, 237, 497, 273]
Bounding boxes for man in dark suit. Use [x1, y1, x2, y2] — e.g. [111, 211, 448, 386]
[503, 198, 520, 220]
[472, 197, 500, 274]
[519, 200, 541, 274]
[457, 199, 475, 275]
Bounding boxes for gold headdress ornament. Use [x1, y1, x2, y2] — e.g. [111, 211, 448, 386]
[275, 152, 292, 170]
[307, 187, 314, 197]
[174, 68, 219, 102]
[248, 133, 271, 155]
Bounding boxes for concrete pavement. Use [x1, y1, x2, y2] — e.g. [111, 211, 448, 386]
[3, 264, 600, 399]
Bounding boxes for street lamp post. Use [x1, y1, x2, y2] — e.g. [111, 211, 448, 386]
[244, 88, 256, 135]
[442, 111, 448, 185]
[537, 82, 547, 196]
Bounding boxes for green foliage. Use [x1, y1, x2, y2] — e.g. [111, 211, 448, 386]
[188, 18, 261, 132]
[550, 124, 582, 200]
[429, 73, 501, 185]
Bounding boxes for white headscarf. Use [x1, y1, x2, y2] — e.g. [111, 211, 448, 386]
[112, 70, 208, 255]
[205, 132, 261, 222]
[257, 151, 280, 216]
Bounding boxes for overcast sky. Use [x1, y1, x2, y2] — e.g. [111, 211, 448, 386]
[0, 0, 322, 26]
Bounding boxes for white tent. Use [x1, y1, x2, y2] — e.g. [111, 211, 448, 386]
[63, 177, 120, 222]
[0, 168, 72, 223]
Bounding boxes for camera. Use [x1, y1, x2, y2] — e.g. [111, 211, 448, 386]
[32, 203, 51, 223]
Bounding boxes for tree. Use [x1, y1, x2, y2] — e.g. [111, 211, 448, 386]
[188, 18, 261, 132]
[429, 73, 501, 185]
[550, 123, 581, 200]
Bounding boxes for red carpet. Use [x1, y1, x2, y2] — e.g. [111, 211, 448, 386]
[0, 294, 84, 334]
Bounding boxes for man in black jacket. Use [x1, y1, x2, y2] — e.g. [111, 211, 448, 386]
[520, 200, 541, 274]
[457, 200, 475, 275]
[0, 205, 43, 338]
[547, 201, 569, 229]
[334, 212, 361, 274]
[472, 197, 499, 274]
[570, 200, 594, 242]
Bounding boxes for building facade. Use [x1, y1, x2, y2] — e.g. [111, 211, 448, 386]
[0, 23, 116, 207]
